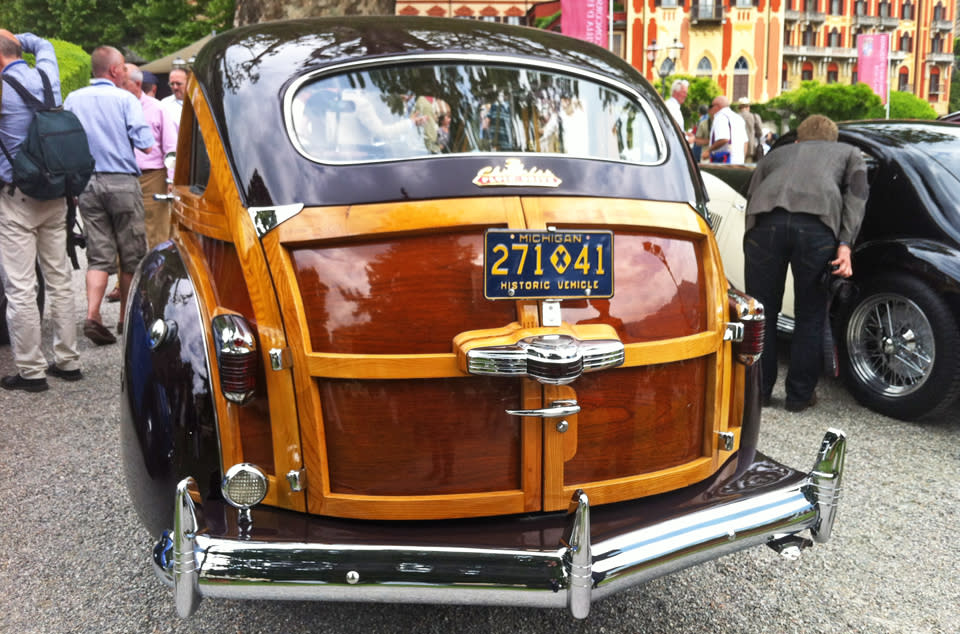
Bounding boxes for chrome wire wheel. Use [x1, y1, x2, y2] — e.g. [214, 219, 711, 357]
[845, 292, 934, 398]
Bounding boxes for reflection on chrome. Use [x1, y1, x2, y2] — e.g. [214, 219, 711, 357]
[153, 430, 846, 620]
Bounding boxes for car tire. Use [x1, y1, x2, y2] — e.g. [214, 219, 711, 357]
[839, 273, 960, 420]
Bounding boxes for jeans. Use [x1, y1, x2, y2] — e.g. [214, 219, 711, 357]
[744, 209, 836, 405]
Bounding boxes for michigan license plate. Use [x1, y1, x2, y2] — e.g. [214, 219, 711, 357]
[484, 229, 614, 300]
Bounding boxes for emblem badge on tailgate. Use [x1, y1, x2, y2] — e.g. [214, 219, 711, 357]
[473, 159, 562, 188]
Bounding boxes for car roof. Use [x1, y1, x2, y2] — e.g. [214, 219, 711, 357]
[187, 17, 702, 209]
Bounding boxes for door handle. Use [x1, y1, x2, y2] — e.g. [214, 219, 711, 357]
[506, 399, 580, 418]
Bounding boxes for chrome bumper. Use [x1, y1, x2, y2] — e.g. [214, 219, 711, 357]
[154, 429, 845, 619]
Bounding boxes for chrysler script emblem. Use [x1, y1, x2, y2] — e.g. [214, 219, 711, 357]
[473, 159, 562, 188]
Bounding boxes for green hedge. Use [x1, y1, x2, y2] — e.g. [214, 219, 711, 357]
[20, 38, 91, 99]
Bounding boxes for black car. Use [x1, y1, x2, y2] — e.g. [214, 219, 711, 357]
[708, 120, 960, 420]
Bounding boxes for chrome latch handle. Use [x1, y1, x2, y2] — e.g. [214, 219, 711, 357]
[506, 399, 580, 418]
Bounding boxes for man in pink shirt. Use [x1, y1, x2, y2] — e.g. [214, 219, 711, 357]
[125, 64, 177, 249]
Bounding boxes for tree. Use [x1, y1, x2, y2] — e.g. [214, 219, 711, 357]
[233, 0, 395, 25]
[653, 73, 721, 129]
[880, 91, 938, 119]
[765, 81, 883, 128]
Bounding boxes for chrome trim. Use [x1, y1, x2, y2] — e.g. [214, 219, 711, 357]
[148, 319, 178, 350]
[717, 431, 735, 451]
[269, 347, 292, 371]
[153, 430, 845, 619]
[249, 203, 305, 237]
[806, 428, 846, 543]
[282, 53, 668, 167]
[286, 469, 306, 492]
[506, 399, 580, 418]
[467, 335, 624, 385]
[723, 322, 744, 342]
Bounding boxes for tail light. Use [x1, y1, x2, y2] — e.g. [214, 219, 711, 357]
[211, 313, 258, 404]
[726, 288, 764, 365]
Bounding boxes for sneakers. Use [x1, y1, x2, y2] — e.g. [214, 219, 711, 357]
[48, 363, 83, 381]
[785, 392, 818, 413]
[1, 374, 49, 392]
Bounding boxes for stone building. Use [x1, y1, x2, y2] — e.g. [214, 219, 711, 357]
[396, 1, 954, 113]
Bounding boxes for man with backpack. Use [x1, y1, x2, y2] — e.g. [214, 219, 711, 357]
[64, 45, 153, 345]
[0, 30, 82, 392]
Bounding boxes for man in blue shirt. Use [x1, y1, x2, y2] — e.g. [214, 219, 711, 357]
[0, 30, 82, 392]
[64, 45, 153, 345]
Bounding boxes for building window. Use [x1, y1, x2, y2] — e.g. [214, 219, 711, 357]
[803, 0, 817, 11]
[899, 32, 913, 51]
[736, 0, 753, 7]
[802, 61, 814, 81]
[933, 2, 945, 21]
[828, 28, 841, 47]
[733, 57, 749, 101]
[830, 0, 842, 15]
[931, 34, 944, 54]
[851, 63, 858, 84]
[827, 63, 839, 83]
[879, 1, 890, 17]
[855, 0, 866, 15]
[696, 56, 713, 77]
[898, 68, 910, 91]
[505, 16, 522, 26]
[802, 25, 817, 46]
[662, 0, 679, 8]
[902, 0, 914, 19]
[782, 63, 789, 90]
[929, 68, 940, 99]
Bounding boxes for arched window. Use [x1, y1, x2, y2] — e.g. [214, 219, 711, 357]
[828, 28, 841, 47]
[899, 32, 913, 52]
[929, 67, 941, 99]
[902, 0, 914, 19]
[827, 63, 839, 83]
[933, 2, 945, 21]
[830, 0, 842, 14]
[851, 63, 858, 84]
[696, 57, 713, 77]
[898, 67, 910, 91]
[660, 58, 676, 76]
[733, 57, 750, 101]
[802, 61, 814, 81]
[803, 24, 818, 46]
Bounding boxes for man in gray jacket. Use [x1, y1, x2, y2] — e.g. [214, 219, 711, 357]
[743, 114, 868, 412]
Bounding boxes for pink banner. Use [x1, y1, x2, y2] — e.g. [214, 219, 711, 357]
[857, 33, 889, 104]
[562, 0, 609, 48]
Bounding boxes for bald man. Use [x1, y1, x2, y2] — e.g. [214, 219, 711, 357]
[64, 46, 154, 344]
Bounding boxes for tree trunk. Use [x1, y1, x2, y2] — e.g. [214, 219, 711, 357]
[235, 0, 397, 26]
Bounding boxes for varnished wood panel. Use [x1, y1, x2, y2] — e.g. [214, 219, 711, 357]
[558, 233, 706, 343]
[563, 361, 706, 486]
[290, 232, 518, 354]
[319, 377, 523, 496]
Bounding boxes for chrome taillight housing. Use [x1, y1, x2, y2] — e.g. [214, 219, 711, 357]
[727, 288, 765, 365]
[211, 313, 258, 404]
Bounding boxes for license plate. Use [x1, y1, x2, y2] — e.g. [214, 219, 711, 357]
[484, 229, 614, 300]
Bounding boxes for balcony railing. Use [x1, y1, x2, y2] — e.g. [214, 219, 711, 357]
[878, 16, 899, 30]
[690, 1, 724, 24]
[926, 52, 954, 64]
[931, 20, 953, 33]
[783, 45, 858, 61]
[852, 15, 879, 27]
[784, 9, 825, 24]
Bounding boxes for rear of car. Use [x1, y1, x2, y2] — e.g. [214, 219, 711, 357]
[120, 17, 846, 619]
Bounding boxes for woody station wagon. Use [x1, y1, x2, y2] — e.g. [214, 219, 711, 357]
[120, 17, 846, 619]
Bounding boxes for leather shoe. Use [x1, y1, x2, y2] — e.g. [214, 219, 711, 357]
[83, 319, 117, 345]
[785, 392, 818, 413]
[106, 286, 121, 303]
[48, 363, 83, 381]
[1, 374, 49, 392]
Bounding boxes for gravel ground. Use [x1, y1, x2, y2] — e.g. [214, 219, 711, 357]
[1, 265, 958, 633]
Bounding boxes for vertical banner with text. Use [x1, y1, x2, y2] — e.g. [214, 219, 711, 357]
[857, 33, 890, 104]
[561, 0, 609, 48]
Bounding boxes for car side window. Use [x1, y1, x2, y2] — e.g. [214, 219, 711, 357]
[189, 115, 211, 195]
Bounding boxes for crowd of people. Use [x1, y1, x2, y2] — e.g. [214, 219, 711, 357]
[0, 31, 180, 392]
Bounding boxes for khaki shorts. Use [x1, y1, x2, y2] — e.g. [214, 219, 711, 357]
[78, 173, 147, 273]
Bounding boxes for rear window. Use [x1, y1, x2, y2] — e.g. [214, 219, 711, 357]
[285, 62, 663, 164]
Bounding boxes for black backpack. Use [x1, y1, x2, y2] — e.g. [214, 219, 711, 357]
[0, 70, 95, 200]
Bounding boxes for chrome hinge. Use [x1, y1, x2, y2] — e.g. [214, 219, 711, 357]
[269, 347, 292, 371]
[717, 431, 735, 451]
[724, 322, 744, 342]
[286, 468, 306, 492]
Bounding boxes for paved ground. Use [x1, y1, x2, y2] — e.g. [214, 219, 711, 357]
[0, 266, 958, 633]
